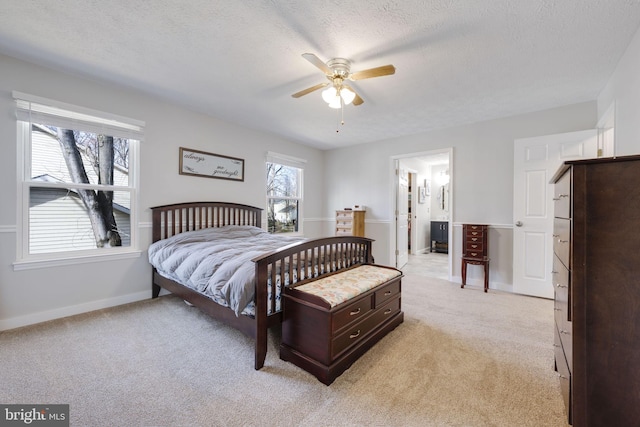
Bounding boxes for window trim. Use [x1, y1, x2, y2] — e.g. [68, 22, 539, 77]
[266, 152, 305, 235]
[14, 93, 143, 267]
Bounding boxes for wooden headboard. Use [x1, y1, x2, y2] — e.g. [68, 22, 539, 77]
[150, 202, 263, 242]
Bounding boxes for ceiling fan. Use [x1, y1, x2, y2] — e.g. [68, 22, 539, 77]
[292, 53, 396, 108]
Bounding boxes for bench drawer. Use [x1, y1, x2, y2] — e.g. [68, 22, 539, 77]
[375, 279, 401, 307]
[332, 296, 401, 359]
[332, 295, 373, 333]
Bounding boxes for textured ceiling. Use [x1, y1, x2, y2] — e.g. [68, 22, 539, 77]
[1, 1, 640, 150]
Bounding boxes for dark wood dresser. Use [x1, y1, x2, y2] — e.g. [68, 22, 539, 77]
[461, 224, 489, 292]
[551, 155, 640, 426]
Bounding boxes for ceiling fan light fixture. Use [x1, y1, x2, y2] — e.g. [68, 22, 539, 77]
[321, 86, 337, 104]
[328, 96, 342, 109]
[340, 87, 356, 105]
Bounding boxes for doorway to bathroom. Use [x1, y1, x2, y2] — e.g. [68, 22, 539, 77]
[392, 148, 452, 280]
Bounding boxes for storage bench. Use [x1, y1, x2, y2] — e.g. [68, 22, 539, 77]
[280, 264, 404, 385]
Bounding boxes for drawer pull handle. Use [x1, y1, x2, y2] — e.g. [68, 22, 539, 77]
[558, 240, 568, 244]
[384, 309, 392, 315]
[559, 194, 569, 198]
[384, 291, 392, 296]
[553, 343, 560, 347]
[554, 308, 561, 311]
[558, 374, 568, 380]
[560, 330, 570, 335]
[551, 270, 558, 274]
[350, 330, 361, 339]
[471, 238, 478, 241]
[555, 284, 567, 288]
[350, 308, 361, 316]
[471, 244, 478, 248]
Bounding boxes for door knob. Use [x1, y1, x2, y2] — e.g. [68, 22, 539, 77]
[515, 221, 523, 227]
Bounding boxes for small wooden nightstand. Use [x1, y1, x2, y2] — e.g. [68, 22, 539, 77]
[461, 224, 489, 292]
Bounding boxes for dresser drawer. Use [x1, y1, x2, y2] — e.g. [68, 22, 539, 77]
[331, 296, 400, 359]
[332, 295, 373, 333]
[558, 322, 572, 372]
[555, 325, 572, 424]
[465, 229, 485, 239]
[336, 219, 353, 227]
[464, 241, 485, 255]
[335, 228, 353, 236]
[553, 218, 571, 269]
[466, 234, 484, 245]
[465, 241, 484, 250]
[466, 225, 487, 232]
[553, 254, 570, 324]
[553, 170, 571, 219]
[336, 226, 354, 233]
[336, 211, 354, 220]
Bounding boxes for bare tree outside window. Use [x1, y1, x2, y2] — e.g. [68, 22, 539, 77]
[34, 125, 129, 249]
[16, 94, 140, 259]
[267, 162, 301, 233]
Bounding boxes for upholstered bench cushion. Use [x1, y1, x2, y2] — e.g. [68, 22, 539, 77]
[294, 265, 401, 307]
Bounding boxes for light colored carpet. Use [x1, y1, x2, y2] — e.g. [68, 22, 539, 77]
[0, 275, 567, 426]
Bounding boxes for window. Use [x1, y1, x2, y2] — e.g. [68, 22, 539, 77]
[266, 152, 305, 234]
[14, 92, 143, 267]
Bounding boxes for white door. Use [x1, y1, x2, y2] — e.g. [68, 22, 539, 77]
[396, 163, 409, 269]
[513, 130, 597, 298]
[409, 172, 418, 255]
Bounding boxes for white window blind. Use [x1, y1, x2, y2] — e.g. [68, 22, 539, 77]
[266, 151, 307, 169]
[13, 91, 145, 140]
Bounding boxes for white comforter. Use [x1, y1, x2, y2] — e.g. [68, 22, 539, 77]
[148, 225, 304, 315]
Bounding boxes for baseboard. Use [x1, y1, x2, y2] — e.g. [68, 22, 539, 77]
[0, 290, 151, 331]
[451, 275, 512, 293]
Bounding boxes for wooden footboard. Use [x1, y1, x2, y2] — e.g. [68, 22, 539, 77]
[150, 201, 374, 370]
[252, 236, 374, 369]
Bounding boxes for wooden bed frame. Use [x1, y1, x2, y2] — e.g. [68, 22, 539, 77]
[150, 201, 374, 370]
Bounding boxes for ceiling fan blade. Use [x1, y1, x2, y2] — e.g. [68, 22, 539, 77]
[291, 82, 328, 98]
[350, 64, 396, 80]
[302, 53, 332, 75]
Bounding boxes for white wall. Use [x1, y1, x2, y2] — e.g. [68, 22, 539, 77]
[324, 102, 597, 288]
[0, 53, 325, 330]
[598, 23, 640, 156]
[6, 26, 634, 326]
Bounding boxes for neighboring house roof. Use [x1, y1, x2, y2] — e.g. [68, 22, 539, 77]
[32, 174, 129, 214]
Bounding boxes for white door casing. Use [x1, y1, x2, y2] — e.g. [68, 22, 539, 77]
[513, 130, 597, 298]
[396, 162, 409, 269]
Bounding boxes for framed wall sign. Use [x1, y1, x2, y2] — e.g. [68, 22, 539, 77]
[179, 147, 245, 181]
